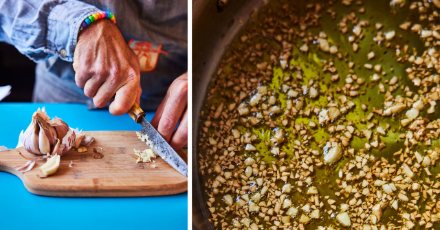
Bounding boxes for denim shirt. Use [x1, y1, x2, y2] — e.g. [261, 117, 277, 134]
[0, 0, 187, 111]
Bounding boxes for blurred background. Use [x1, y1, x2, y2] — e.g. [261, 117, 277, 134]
[0, 43, 36, 102]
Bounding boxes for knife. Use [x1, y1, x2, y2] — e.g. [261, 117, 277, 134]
[128, 103, 188, 177]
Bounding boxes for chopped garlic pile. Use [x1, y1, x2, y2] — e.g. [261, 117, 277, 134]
[134, 148, 156, 163]
[135, 131, 157, 164]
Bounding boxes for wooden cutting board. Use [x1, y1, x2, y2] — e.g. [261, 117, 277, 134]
[0, 131, 188, 197]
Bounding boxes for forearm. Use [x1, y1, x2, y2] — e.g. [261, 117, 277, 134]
[0, 0, 101, 62]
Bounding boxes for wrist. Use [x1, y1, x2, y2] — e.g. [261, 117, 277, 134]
[78, 11, 116, 36]
[78, 18, 117, 40]
[82, 11, 115, 28]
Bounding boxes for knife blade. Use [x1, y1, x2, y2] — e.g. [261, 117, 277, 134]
[138, 117, 188, 177]
[128, 103, 188, 177]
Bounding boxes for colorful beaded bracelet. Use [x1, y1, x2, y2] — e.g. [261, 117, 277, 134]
[80, 11, 116, 29]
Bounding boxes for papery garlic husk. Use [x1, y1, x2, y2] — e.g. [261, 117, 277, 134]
[73, 129, 86, 148]
[23, 108, 75, 156]
[14, 160, 36, 173]
[56, 129, 76, 157]
[73, 129, 94, 148]
[34, 108, 58, 144]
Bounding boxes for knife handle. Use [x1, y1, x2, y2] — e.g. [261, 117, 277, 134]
[128, 102, 146, 123]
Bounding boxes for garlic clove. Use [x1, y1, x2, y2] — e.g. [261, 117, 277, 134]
[38, 123, 51, 155]
[36, 120, 57, 146]
[23, 120, 42, 155]
[40, 154, 60, 176]
[51, 139, 60, 155]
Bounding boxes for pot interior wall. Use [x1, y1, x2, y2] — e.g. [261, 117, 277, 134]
[192, 0, 264, 229]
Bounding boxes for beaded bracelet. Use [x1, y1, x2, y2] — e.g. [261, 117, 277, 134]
[80, 11, 116, 30]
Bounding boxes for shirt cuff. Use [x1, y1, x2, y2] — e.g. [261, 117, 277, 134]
[46, 1, 102, 62]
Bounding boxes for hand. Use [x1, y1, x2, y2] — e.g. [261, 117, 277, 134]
[150, 73, 188, 150]
[73, 19, 142, 115]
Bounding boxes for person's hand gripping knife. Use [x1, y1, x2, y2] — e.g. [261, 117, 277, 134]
[73, 17, 188, 150]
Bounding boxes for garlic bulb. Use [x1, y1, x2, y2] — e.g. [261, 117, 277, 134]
[23, 108, 76, 156]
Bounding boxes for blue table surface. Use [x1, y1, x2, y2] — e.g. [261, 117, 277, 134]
[0, 103, 187, 230]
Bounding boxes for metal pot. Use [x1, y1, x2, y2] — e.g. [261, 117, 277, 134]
[192, 0, 265, 229]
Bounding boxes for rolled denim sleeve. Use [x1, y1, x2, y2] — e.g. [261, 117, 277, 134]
[0, 0, 101, 62]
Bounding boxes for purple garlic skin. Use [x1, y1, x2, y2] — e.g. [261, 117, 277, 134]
[50, 117, 70, 139]
[22, 108, 75, 156]
[56, 129, 76, 157]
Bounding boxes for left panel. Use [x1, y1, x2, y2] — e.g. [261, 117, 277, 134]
[0, 0, 188, 229]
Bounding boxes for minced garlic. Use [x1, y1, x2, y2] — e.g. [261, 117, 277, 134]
[134, 148, 156, 163]
[136, 131, 154, 148]
[135, 131, 157, 164]
[77, 147, 87, 153]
